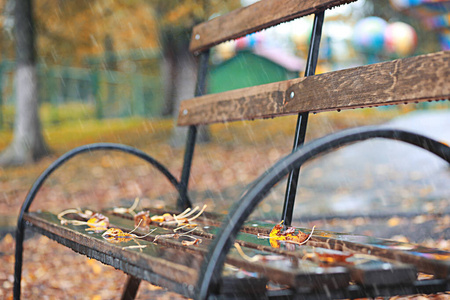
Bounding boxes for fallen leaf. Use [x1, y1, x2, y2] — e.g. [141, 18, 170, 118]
[315, 251, 353, 264]
[181, 239, 202, 246]
[134, 210, 150, 228]
[87, 213, 110, 230]
[388, 217, 401, 227]
[150, 205, 207, 227]
[87, 259, 102, 275]
[260, 221, 315, 249]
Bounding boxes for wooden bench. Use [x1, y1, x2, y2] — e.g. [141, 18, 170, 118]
[14, 0, 450, 299]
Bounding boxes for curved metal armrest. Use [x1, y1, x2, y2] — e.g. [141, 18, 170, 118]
[14, 143, 190, 299]
[195, 126, 450, 299]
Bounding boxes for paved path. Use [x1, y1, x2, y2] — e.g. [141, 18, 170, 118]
[288, 110, 450, 217]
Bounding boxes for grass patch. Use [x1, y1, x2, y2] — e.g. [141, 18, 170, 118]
[1, 101, 443, 155]
[0, 102, 174, 153]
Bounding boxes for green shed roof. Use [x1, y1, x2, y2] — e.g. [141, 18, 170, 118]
[208, 48, 304, 94]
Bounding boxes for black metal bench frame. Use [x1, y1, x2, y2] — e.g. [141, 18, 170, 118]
[13, 2, 450, 299]
[13, 128, 450, 299]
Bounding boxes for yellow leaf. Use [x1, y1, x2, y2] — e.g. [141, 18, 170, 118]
[3, 233, 14, 244]
[387, 217, 401, 227]
[151, 215, 165, 223]
[87, 259, 102, 275]
[267, 221, 314, 248]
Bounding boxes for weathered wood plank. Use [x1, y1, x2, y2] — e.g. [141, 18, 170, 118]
[308, 232, 450, 279]
[189, 0, 357, 53]
[104, 213, 352, 289]
[116, 210, 417, 287]
[177, 51, 450, 126]
[145, 206, 450, 279]
[181, 220, 416, 287]
[240, 224, 450, 279]
[26, 211, 351, 291]
[24, 212, 201, 286]
[26, 209, 450, 295]
[25, 212, 270, 297]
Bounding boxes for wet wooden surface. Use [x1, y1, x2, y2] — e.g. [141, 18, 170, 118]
[177, 51, 450, 126]
[23, 208, 450, 297]
[189, 0, 357, 53]
[148, 206, 450, 279]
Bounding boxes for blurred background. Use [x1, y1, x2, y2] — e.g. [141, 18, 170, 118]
[0, 0, 448, 127]
[0, 0, 449, 237]
[0, 0, 450, 230]
[0, 0, 449, 298]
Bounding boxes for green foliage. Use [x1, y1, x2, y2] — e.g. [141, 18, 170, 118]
[0, 102, 96, 130]
[0, 104, 174, 152]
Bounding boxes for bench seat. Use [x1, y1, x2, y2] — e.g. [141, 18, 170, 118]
[13, 0, 450, 298]
[23, 209, 450, 299]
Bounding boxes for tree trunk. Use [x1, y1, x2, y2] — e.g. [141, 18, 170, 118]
[160, 33, 178, 117]
[0, 0, 49, 167]
[169, 48, 211, 146]
[159, 30, 210, 147]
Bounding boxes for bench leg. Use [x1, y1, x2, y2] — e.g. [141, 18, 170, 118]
[121, 275, 141, 300]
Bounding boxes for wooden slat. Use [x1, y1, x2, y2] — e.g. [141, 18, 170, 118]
[103, 213, 352, 290]
[189, 0, 357, 53]
[109, 211, 417, 289]
[25, 211, 351, 292]
[191, 220, 417, 287]
[146, 206, 450, 279]
[177, 51, 450, 126]
[24, 212, 268, 297]
[309, 232, 450, 279]
[24, 212, 200, 285]
[26, 209, 450, 296]
[126, 209, 418, 287]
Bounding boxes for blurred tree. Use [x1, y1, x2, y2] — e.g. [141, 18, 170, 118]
[0, 0, 241, 165]
[156, 0, 239, 116]
[33, 0, 159, 66]
[154, 0, 240, 145]
[0, 0, 15, 58]
[0, 0, 15, 130]
[0, 0, 50, 166]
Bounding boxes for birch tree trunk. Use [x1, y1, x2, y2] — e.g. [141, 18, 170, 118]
[0, 0, 49, 167]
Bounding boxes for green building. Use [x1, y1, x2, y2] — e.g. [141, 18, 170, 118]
[208, 47, 304, 94]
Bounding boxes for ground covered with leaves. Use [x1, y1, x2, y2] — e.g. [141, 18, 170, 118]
[1, 107, 449, 299]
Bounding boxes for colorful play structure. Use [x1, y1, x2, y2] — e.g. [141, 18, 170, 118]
[390, 0, 450, 50]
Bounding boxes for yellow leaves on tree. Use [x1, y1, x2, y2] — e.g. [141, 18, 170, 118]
[34, 0, 158, 65]
[156, 0, 241, 29]
[164, 1, 204, 27]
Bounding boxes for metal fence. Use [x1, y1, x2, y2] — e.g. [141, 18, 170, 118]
[0, 60, 164, 128]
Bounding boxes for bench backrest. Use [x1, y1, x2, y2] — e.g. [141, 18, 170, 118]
[178, 51, 449, 126]
[176, 0, 450, 222]
[180, 0, 450, 126]
[189, 0, 357, 53]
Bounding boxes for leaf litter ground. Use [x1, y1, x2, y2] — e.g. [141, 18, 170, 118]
[1, 108, 450, 299]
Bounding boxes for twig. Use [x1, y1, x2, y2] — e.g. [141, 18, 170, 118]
[113, 197, 140, 216]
